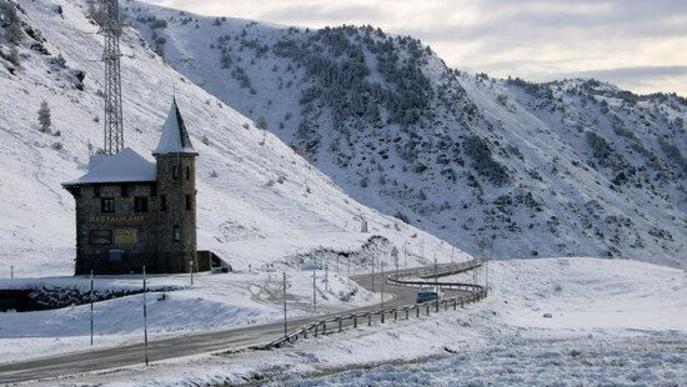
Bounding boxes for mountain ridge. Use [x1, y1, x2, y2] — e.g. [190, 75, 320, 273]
[124, 1, 686, 267]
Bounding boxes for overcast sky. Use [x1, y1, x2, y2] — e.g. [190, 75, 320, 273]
[146, 0, 687, 96]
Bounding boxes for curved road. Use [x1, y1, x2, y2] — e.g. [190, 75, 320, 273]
[0, 267, 470, 384]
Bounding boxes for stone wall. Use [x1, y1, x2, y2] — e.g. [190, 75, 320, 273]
[66, 152, 199, 275]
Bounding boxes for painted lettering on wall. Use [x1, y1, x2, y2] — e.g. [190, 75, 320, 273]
[113, 228, 138, 245]
[88, 215, 145, 224]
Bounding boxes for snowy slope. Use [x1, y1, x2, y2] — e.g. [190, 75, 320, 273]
[0, 0, 460, 278]
[126, 2, 687, 267]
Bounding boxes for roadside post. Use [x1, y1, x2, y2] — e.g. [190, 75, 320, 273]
[189, 260, 194, 286]
[380, 260, 385, 322]
[90, 270, 94, 346]
[312, 270, 317, 313]
[143, 265, 149, 366]
[10, 265, 13, 280]
[283, 272, 288, 339]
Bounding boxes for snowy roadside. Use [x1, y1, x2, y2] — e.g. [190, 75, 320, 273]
[0, 257, 382, 363]
[24, 257, 687, 386]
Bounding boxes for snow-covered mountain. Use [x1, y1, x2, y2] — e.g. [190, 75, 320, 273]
[0, 0, 457, 277]
[124, 2, 687, 267]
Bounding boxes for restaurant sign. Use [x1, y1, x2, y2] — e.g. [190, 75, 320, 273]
[114, 228, 139, 245]
[88, 215, 145, 224]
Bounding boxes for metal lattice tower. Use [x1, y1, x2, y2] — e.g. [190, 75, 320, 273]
[102, 0, 124, 155]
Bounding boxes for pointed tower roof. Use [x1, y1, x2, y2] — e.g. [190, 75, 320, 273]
[153, 98, 198, 156]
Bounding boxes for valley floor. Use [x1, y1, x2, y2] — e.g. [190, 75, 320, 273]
[6, 257, 684, 386]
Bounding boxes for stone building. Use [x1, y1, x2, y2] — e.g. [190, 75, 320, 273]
[63, 99, 200, 275]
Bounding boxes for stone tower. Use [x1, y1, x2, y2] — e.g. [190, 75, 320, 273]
[152, 98, 199, 273]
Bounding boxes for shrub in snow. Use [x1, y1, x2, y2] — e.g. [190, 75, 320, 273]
[201, 135, 210, 145]
[37, 100, 51, 133]
[54, 53, 67, 68]
[463, 135, 509, 185]
[256, 116, 268, 130]
[394, 211, 410, 224]
[209, 170, 218, 178]
[658, 138, 687, 171]
[51, 141, 63, 150]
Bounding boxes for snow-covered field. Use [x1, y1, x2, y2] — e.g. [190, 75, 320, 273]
[29, 257, 686, 386]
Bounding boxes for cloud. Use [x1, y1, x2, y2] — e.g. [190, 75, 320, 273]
[140, 0, 687, 96]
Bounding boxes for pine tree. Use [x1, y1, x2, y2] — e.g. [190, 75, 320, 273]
[2, 1, 23, 45]
[38, 100, 51, 133]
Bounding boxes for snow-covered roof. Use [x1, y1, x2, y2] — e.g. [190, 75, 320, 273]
[63, 148, 157, 186]
[153, 98, 198, 156]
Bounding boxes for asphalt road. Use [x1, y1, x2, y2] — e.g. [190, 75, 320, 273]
[0, 267, 465, 384]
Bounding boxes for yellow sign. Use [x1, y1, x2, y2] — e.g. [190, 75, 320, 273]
[114, 228, 138, 245]
[89, 215, 145, 224]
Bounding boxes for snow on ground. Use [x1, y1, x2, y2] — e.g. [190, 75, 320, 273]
[0, 254, 385, 363]
[32, 257, 687, 386]
[0, 0, 466, 364]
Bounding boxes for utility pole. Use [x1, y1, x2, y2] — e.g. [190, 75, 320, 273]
[450, 246, 454, 265]
[485, 258, 489, 290]
[90, 270, 94, 346]
[336, 255, 339, 274]
[391, 247, 399, 272]
[380, 260, 385, 311]
[312, 270, 317, 313]
[370, 256, 375, 292]
[434, 252, 438, 289]
[282, 272, 287, 339]
[324, 264, 329, 292]
[10, 265, 13, 280]
[420, 239, 425, 265]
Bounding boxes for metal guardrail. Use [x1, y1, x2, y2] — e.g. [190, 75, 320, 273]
[253, 258, 487, 350]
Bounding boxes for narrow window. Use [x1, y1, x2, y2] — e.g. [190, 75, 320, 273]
[150, 184, 157, 197]
[160, 195, 167, 212]
[93, 186, 101, 198]
[101, 198, 115, 213]
[90, 230, 112, 245]
[172, 165, 179, 180]
[172, 225, 181, 242]
[185, 194, 193, 212]
[134, 197, 148, 213]
[121, 185, 128, 197]
[185, 166, 191, 180]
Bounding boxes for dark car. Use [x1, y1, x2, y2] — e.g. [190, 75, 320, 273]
[416, 286, 441, 304]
